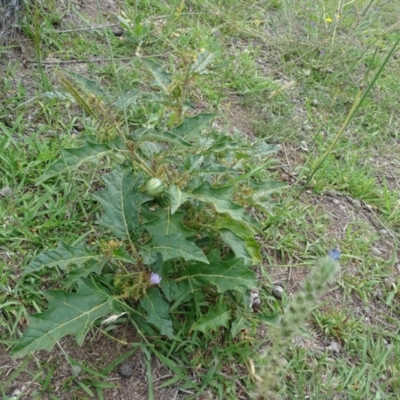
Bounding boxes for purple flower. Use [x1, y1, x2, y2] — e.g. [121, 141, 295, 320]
[329, 249, 341, 261]
[150, 272, 162, 285]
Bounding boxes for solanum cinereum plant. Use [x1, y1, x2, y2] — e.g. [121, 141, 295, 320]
[12, 61, 285, 358]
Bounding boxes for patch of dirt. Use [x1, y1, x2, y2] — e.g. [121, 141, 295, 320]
[1, 324, 187, 400]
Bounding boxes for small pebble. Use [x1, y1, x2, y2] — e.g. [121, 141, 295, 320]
[300, 141, 309, 152]
[365, 204, 373, 212]
[374, 289, 384, 301]
[272, 285, 284, 299]
[352, 199, 361, 208]
[71, 365, 82, 376]
[371, 247, 382, 257]
[281, 173, 290, 182]
[363, 307, 371, 316]
[0, 186, 12, 197]
[380, 229, 389, 236]
[249, 287, 261, 309]
[326, 340, 341, 353]
[331, 198, 339, 205]
[383, 277, 396, 290]
[118, 362, 134, 378]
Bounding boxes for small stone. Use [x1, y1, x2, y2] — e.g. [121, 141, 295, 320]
[118, 362, 134, 378]
[365, 204, 374, 212]
[326, 340, 341, 353]
[0, 186, 12, 197]
[311, 99, 318, 106]
[374, 289, 384, 301]
[249, 287, 261, 310]
[371, 247, 382, 257]
[380, 229, 389, 236]
[281, 173, 290, 182]
[352, 199, 361, 208]
[332, 198, 339, 205]
[272, 285, 284, 299]
[303, 124, 313, 132]
[363, 307, 371, 316]
[71, 365, 82, 376]
[300, 141, 309, 152]
[383, 277, 396, 290]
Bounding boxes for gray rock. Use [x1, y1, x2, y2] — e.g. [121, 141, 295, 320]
[118, 362, 135, 378]
[0, 186, 12, 197]
[371, 247, 382, 257]
[272, 285, 284, 299]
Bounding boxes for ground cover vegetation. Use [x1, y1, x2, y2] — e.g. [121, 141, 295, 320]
[1, 0, 400, 399]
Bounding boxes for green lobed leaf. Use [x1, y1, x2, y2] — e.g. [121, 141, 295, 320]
[62, 259, 108, 288]
[142, 59, 172, 94]
[216, 217, 262, 264]
[92, 166, 141, 241]
[138, 132, 192, 148]
[37, 141, 112, 184]
[66, 71, 109, 98]
[192, 181, 254, 227]
[140, 233, 208, 264]
[218, 229, 255, 266]
[144, 209, 194, 237]
[191, 304, 231, 333]
[179, 250, 257, 293]
[171, 114, 214, 140]
[23, 242, 100, 276]
[230, 309, 249, 338]
[11, 278, 113, 358]
[190, 51, 215, 74]
[160, 279, 179, 302]
[140, 288, 173, 338]
[248, 180, 288, 201]
[168, 185, 190, 214]
[205, 133, 251, 153]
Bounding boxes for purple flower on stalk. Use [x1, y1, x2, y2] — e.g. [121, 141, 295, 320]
[329, 248, 341, 261]
[150, 272, 162, 285]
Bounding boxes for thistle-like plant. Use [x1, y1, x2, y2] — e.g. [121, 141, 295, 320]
[12, 57, 286, 359]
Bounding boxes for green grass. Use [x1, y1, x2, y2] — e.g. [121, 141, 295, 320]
[1, 0, 400, 398]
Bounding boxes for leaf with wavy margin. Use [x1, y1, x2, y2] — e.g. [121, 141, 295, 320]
[140, 288, 173, 338]
[23, 242, 100, 276]
[11, 279, 113, 358]
[191, 304, 231, 333]
[144, 209, 194, 237]
[179, 250, 256, 293]
[37, 141, 112, 184]
[92, 166, 141, 241]
[140, 233, 208, 264]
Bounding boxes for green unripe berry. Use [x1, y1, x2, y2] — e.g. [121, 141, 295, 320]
[156, 192, 171, 207]
[146, 178, 165, 196]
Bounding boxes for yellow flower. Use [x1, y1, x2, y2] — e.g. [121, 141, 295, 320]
[254, 19, 261, 27]
[325, 17, 332, 23]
